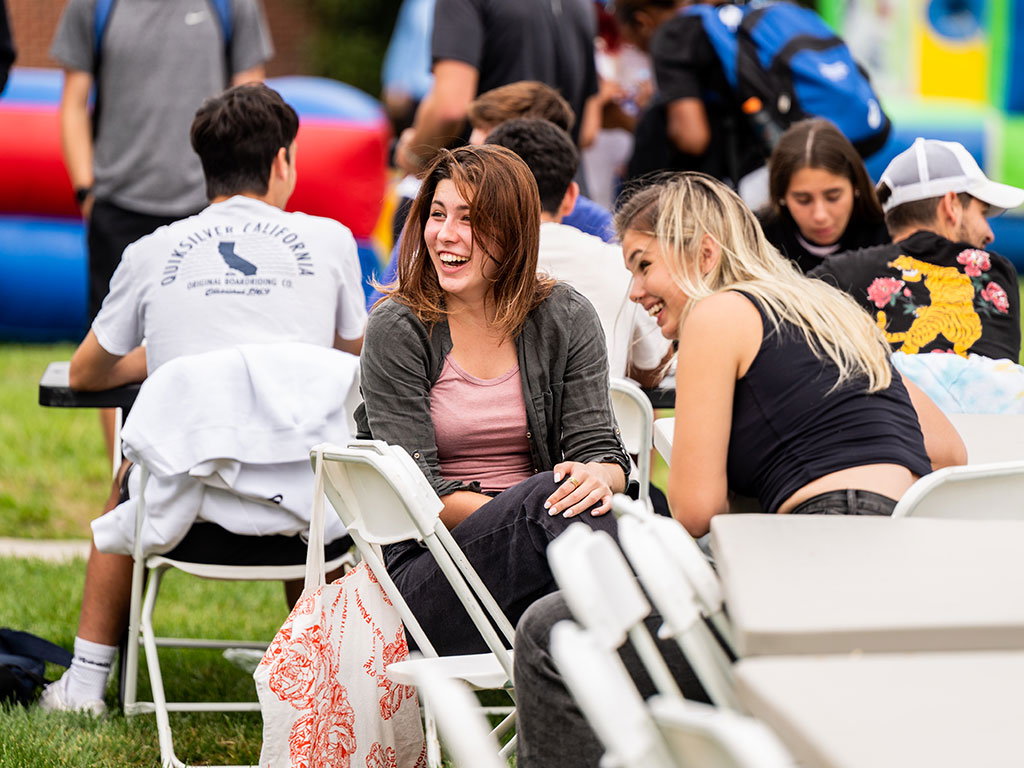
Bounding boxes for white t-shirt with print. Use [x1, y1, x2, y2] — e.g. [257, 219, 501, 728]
[93, 196, 367, 372]
[538, 221, 670, 378]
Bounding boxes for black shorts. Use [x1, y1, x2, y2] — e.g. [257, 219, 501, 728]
[117, 464, 351, 566]
[87, 200, 193, 322]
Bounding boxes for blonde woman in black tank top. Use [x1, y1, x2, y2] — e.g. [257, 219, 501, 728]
[616, 172, 966, 537]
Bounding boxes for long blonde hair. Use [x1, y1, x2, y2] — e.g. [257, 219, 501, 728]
[614, 173, 893, 391]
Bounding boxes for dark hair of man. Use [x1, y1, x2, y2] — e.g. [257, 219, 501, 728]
[467, 81, 575, 134]
[384, 144, 555, 339]
[613, 0, 681, 27]
[485, 118, 579, 215]
[190, 83, 300, 200]
[876, 186, 972, 233]
[769, 118, 884, 229]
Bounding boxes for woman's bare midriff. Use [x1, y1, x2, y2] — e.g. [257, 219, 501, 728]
[776, 464, 919, 515]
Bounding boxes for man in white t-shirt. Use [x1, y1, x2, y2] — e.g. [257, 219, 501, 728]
[43, 84, 367, 715]
[487, 118, 672, 385]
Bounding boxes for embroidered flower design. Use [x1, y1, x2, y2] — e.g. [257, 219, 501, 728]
[956, 248, 991, 277]
[310, 683, 358, 767]
[980, 281, 1010, 313]
[866, 277, 905, 308]
[366, 743, 399, 768]
[268, 623, 324, 709]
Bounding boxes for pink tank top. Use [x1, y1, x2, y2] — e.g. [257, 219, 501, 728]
[430, 354, 534, 493]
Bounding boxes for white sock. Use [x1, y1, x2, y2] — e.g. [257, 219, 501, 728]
[64, 637, 116, 705]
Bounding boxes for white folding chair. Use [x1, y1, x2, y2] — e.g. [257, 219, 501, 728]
[616, 512, 739, 709]
[548, 523, 683, 700]
[413, 666, 507, 768]
[551, 620, 679, 768]
[611, 377, 656, 501]
[613, 495, 735, 655]
[314, 441, 517, 767]
[648, 696, 795, 768]
[947, 413, 1024, 464]
[120, 346, 360, 768]
[122, 471, 355, 768]
[891, 459, 1024, 518]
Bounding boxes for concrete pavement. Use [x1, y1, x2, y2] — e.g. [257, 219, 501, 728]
[0, 537, 90, 562]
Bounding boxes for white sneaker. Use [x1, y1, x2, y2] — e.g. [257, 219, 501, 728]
[38, 674, 106, 716]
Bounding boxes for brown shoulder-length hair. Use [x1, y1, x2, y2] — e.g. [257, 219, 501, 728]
[381, 144, 554, 338]
[768, 119, 884, 227]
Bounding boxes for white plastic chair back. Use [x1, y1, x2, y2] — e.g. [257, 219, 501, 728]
[315, 441, 515, 664]
[618, 514, 740, 710]
[550, 621, 678, 768]
[319, 439, 443, 546]
[613, 495, 734, 653]
[648, 696, 795, 768]
[414, 667, 506, 768]
[891, 459, 1024, 518]
[548, 524, 648, 647]
[548, 523, 683, 699]
[611, 377, 655, 500]
[946, 413, 1024, 464]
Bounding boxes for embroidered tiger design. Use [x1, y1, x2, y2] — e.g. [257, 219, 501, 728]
[876, 255, 982, 356]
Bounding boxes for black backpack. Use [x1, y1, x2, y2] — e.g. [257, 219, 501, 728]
[0, 628, 73, 706]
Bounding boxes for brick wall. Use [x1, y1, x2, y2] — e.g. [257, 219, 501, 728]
[7, 0, 315, 76]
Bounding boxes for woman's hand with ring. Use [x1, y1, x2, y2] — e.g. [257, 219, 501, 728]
[544, 461, 615, 518]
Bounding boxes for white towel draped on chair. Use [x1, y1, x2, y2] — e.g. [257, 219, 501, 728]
[93, 343, 359, 556]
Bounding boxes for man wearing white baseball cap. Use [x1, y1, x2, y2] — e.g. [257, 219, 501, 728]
[810, 137, 1023, 361]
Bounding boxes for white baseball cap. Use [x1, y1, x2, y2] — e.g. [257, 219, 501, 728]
[878, 137, 1024, 216]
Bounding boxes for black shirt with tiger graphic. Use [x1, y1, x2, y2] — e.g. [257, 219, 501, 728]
[809, 230, 1021, 362]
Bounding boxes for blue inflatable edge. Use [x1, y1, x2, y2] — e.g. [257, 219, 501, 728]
[0, 217, 384, 343]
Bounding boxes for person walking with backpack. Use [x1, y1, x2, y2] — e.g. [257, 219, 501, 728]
[617, 0, 764, 189]
[50, 0, 273, 452]
[616, 0, 888, 205]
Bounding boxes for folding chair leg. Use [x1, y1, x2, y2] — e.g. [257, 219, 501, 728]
[141, 564, 186, 768]
[422, 697, 443, 768]
[494, 709, 517, 760]
[123, 537, 148, 714]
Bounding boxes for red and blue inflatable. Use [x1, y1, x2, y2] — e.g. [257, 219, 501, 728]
[0, 68, 389, 342]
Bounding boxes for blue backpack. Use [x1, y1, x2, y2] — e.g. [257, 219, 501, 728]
[93, 0, 233, 58]
[684, 1, 890, 157]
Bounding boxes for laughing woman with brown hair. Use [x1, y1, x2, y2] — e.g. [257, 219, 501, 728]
[355, 144, 629, 655]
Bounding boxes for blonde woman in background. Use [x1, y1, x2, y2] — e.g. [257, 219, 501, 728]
[617, 172, 966, 536]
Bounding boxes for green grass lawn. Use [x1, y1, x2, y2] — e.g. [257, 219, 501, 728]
[0, 344, 110, 539]
[0, 556, 286, 767]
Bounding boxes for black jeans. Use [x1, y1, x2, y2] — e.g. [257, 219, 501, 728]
[788, 489, 897, 516]
[387, 472, 618, 656]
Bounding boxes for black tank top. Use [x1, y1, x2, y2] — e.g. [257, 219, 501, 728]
[726, 292, 931, 514]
